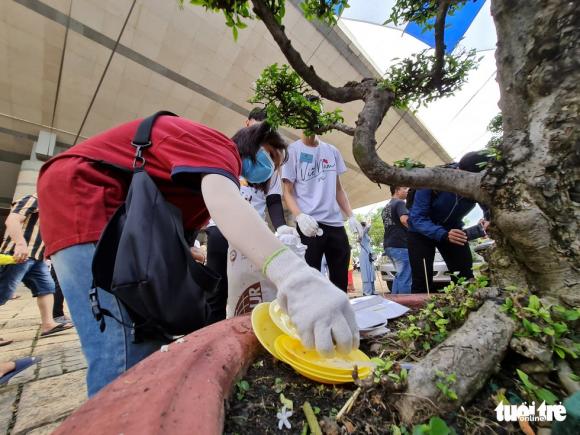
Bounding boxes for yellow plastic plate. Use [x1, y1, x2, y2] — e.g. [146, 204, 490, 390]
[276, 335, 374, 373]
[268, 299, 300, 339]
[251, 302, 284, 359]
[274, 339, 360, 384]
[0, 254, 15, 266]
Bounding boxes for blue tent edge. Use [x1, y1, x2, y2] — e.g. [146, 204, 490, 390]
[403, 0, 487, 53]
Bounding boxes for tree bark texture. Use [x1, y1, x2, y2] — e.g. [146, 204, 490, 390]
[395, 301, 516, 425]
[485, 0, 580, 304]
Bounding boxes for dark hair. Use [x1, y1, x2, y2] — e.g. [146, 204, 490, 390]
[248, 107, 267, 122]
[389, 185, 399, 196]
[231, 122, 288, 192]
[459, 150, 490, 173]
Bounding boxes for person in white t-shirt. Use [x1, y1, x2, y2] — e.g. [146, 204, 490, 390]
[282, 131, 363, 292]
[205, 108, 291, 323]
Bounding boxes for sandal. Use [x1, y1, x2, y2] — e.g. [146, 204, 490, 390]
[0, 356, 41, 385]
[40, 323, 74, 337]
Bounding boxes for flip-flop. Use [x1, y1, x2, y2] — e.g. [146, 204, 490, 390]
[0, 356, 41, 385]
[0, 339, 13, 347]
[40, 323, 74, 337]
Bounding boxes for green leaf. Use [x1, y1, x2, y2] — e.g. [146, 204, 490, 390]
[412, 424, 430, 435]
[516, 369, 534, 390]
[429, 417, 451, 435]
[569, 373, 580, 382]
[279, 393, 293, 411]
[552, 322, 568, 334]
[554, 346, 566, 359]
[543, 327, 555, 336]
[528, 295, 541, 311]
[536, 388, 558, 405]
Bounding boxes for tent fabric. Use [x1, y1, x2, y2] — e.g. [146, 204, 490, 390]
[340, 0, 495, 53]
[403, 0, 487, 53]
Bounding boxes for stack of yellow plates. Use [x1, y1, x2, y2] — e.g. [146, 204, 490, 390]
[251, 302, 372, 384]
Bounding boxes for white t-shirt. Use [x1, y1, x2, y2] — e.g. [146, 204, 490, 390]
[281, 139, 347, 226]
[207, 174, 282, 227]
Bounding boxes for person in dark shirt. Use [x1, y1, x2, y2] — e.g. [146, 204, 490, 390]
[407, 151, 490, 293]
[382, 186, 411, 294]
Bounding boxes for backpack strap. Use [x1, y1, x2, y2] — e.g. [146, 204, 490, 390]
[131, 111, 177, 169]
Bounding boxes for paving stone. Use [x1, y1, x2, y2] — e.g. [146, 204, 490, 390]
[0, 387, 18, 435]
[26, 422, 62, 435]
[7, 362, 38, 387]
[0, 348, 31, 364]
[0, 339, 35, 352]
[12, 370, 87, 434]
[33, 340, 80, 356]
[38, 364, 64, 380]
[3, 319, 40, 329]
[35, 331, 78, 346]
[1, 328, 38, 341]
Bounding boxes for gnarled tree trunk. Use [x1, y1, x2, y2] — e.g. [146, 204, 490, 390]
[484, 0, 580, 305]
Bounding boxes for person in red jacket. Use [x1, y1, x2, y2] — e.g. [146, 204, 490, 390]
[38, 115, 359, 396]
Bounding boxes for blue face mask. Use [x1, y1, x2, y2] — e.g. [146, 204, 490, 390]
[241, 148, 275, 184]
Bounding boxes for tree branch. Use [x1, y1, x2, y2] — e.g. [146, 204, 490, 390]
[431, 0, 452, 88]
[250, 0, 365, 103]
[319, 122, 355, 136]
[352, 87, 489, 204]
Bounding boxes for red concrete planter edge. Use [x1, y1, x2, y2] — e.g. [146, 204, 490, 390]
[54, 294, 430, 435]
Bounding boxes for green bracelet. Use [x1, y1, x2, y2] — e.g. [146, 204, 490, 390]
[262, 247, 289, 275]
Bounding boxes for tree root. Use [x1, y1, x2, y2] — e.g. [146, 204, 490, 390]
[395, 300, 516, 424]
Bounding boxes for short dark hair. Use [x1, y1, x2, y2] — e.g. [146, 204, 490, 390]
[389, 185, 399, 196]
[231, 122, 287, 163]
[248, 107, 267, 122]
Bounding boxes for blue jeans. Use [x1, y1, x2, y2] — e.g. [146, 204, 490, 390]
[51, 243, 167, 397]
[385, 247, 411, 294]
[0, 259, 55, 305]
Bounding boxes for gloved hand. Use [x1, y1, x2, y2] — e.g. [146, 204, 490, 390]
[276, 225, 300, 237]
[264, 248, 359, 356]
[296, 213, 320, 237]
[348, 216, 364, 239]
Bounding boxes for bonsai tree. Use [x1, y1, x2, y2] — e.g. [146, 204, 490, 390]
[185, 0, 579, 424]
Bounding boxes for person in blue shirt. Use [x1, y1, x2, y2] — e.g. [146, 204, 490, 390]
[407, 151, 490, 293]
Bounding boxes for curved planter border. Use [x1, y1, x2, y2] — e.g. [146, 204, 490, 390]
[55, 294, 429, 434]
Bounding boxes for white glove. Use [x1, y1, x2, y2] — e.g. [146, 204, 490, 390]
[296, 213, 320, 237]
[348, 216, 364, 239]
[264, 249, 359, 356]
[276, 225, 300, 237]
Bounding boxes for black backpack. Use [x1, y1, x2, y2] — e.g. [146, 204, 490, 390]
[90, 111, 220, 340]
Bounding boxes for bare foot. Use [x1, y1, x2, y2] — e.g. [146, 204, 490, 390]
[0, 361, 16, 377]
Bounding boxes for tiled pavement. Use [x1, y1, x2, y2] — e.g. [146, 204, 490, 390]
[0, 287, 86, 435]
[0, 271, 382, 434]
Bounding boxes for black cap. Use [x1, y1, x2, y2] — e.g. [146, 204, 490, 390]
[459, 150, 490, 173]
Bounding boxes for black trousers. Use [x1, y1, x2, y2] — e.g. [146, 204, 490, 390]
[50, 268, 65, 318]
[205, 226, 229, 324]
[297, 224, 350, 292]
[407, 231, 473, 293]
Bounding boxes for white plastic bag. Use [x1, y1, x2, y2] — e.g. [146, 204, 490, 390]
[226, 231, 306, 318]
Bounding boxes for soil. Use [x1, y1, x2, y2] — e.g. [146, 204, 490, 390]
[224, 302, 571, 434]
[223, 338, 542, 434]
